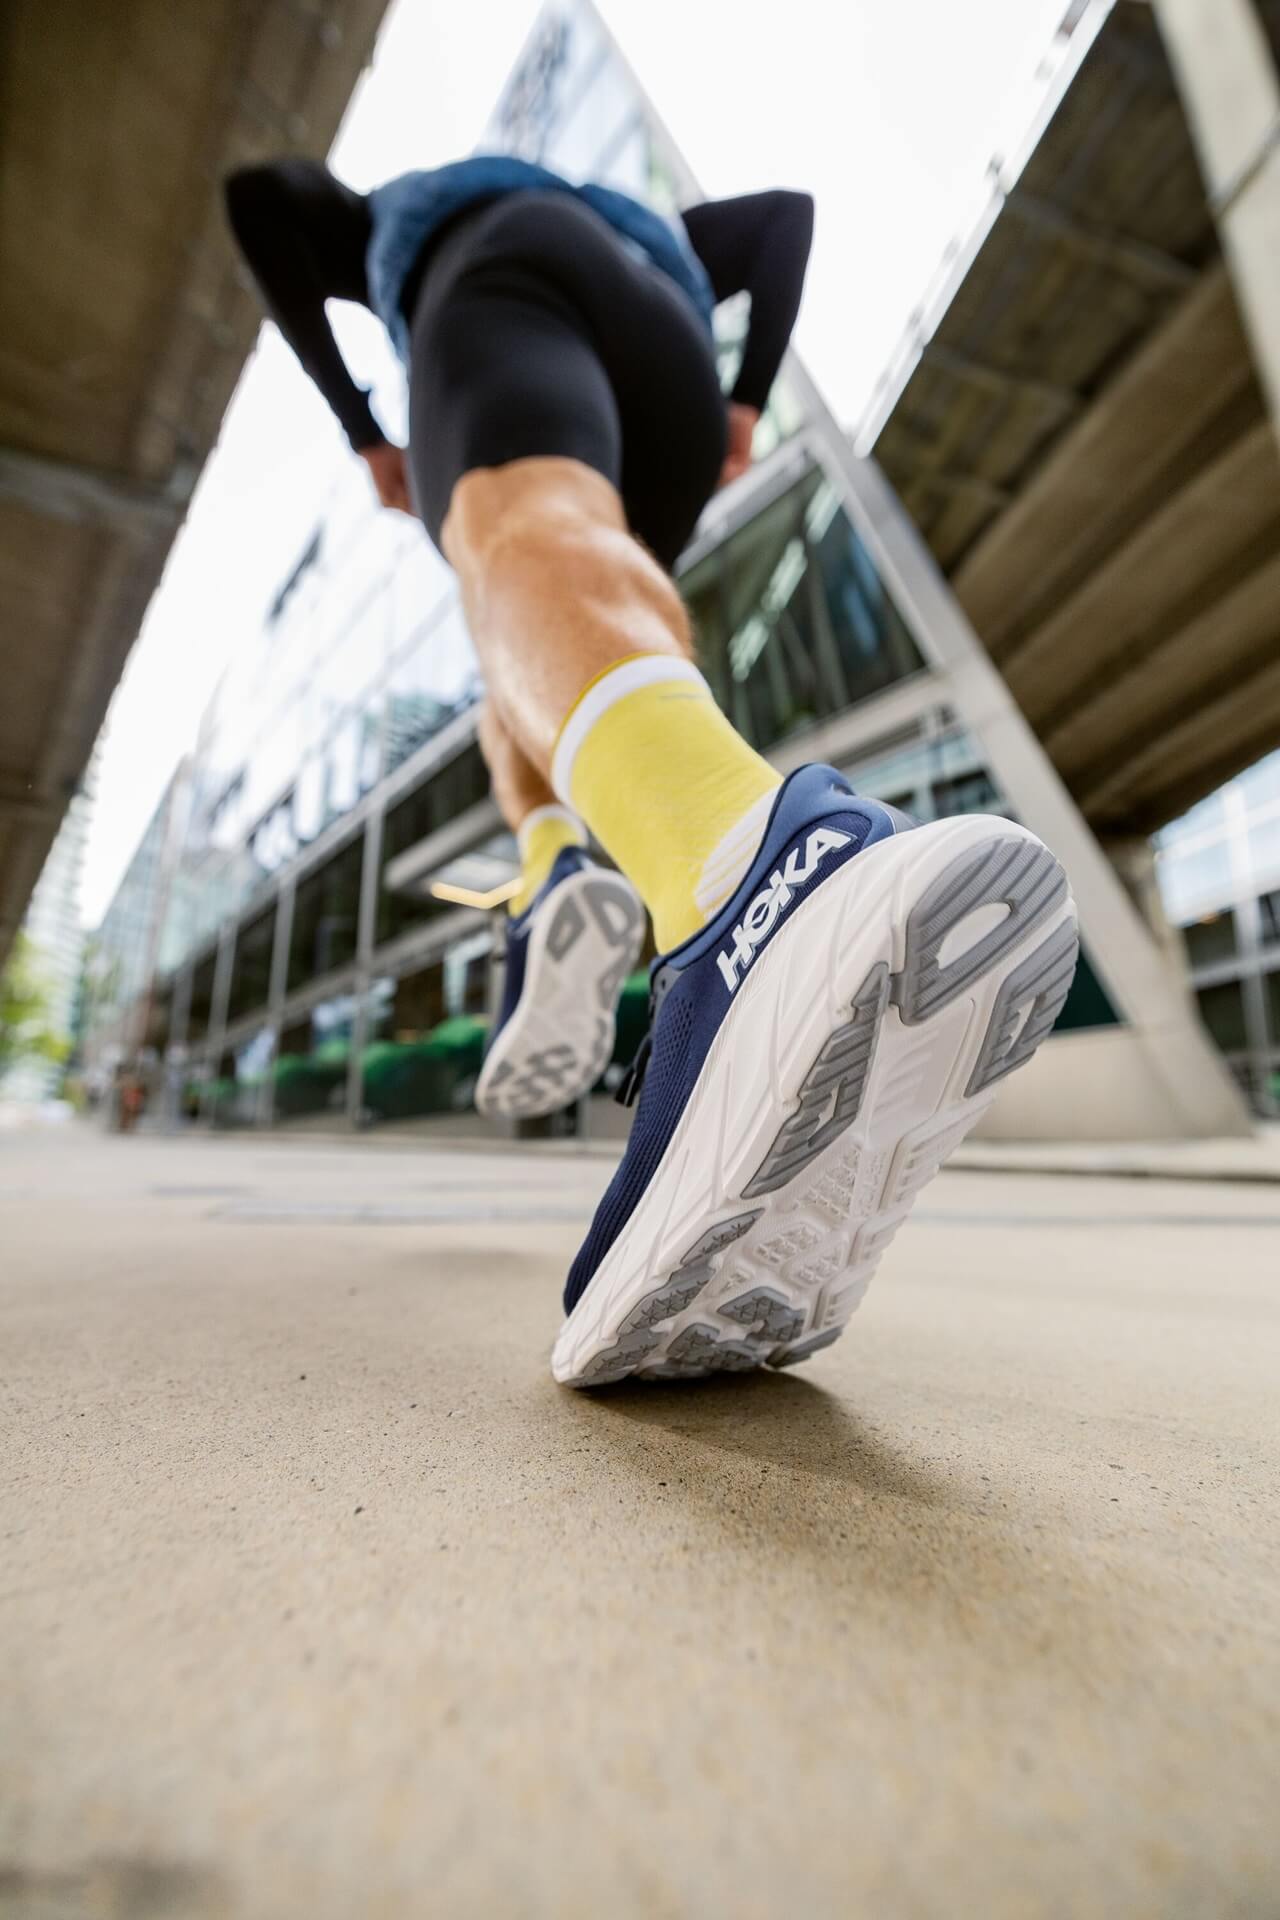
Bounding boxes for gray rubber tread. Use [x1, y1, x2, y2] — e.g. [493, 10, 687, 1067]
[657, 1325, 760, 1375]
[769, 1329, 842, 1369]
[619, 1268, 712, 1333]
[569, 1327, 661, 1387]
[896, 838, 1068, 1026]
[677, 1210, 762, 1267]
[546, 897, 587, 960]
[719, 1287, 806, 1344]
[744, 964, 889, 1198]
[966, 918, 1080, 1095]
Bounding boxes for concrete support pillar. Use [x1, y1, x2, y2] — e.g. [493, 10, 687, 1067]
[834, 453, 1252, 1138]
[200, 924, 236, 1128]
[256, 879, 295, 1130]
[1100, 834, 1190, 989]
[346, 806, 384, 1129]
[1156, 0, 1280, 444]
[163, 962, 194, 1131]
[1222, 783, 1280, 1118]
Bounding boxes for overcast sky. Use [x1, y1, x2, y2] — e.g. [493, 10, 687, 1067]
[81, 0, 1071, 926]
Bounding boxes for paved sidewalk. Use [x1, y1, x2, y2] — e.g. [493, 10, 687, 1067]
[952, 1125, 1280, 1185]
[2, 1126, 1278, 1918]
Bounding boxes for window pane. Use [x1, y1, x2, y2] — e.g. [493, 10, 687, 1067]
[326, 715, 362, 826]
[1157, 839, 1233, 922]
[1246, 813, 1280, 887]
[274, 995, 356, 1124]
[377, 745, 491, 949]
[384, 609, 481, 777]
[1182, 910, 1238, 971]
[212, 1025, 274, 1129]
[682, 468, 924, 755]
[226, 908, 276, 1026]
[1196, 980, 1247, 1052]
[1260, 890, 1280, 948]
[288, 837, 364, 991]
[1265, 972, 1280, 1038]
[361, 959, 487, 1121]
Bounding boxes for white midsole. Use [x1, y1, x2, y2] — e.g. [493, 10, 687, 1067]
[552, 815, 1076, 1381]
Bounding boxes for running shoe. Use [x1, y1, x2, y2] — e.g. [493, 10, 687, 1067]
[552, 763, 1078, 1385]
[475, 847, 646, 1121]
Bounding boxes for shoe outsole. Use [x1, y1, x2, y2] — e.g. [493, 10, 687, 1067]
[552, 816, 1078, 1387]
[475, 870, 646, 1122]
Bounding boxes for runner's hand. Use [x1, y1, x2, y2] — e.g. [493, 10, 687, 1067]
[718, 403, 760, 489]
[359, 441, 413, 515]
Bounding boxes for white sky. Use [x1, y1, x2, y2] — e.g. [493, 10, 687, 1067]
[81, 0, 1070, 926]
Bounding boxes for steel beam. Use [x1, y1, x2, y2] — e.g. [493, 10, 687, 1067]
[0, 777, 60, 825]
[0, 446, 194, 534]
[922, 340, 1084, 418]
[1002, 186, 1197, 291]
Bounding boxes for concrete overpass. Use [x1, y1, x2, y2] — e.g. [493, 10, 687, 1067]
[865, 0, 1280, 846]
[0, 0, 387, 969]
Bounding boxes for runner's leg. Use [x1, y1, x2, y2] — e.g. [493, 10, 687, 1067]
[477, 699, 586, 917]
[409, 195, 780, 953]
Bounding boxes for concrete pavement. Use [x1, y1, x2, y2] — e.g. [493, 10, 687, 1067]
[2, 1125, 1278, 1918]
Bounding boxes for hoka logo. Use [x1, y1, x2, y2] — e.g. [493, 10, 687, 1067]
[717, 828, 852, 992]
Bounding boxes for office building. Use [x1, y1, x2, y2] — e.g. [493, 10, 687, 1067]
[98, 0, 1280, 1138]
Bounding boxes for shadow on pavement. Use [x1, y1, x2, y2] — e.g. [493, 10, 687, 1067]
[581, 1369, 954, 1507]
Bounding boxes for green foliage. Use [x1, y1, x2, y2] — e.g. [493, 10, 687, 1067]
[0, 933, 69, 1076]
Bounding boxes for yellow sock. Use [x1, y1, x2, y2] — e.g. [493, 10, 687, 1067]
[552, 657, 781, 953]
[508, 804, 587, 917]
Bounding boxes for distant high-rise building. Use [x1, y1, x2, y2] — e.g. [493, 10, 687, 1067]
[79, 759, 196, 1089]
[1156, 750, 1280, 1116]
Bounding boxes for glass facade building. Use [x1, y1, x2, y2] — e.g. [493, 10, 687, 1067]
[1156, 749, 1280, 1115]
[97, 0, 1234, 1142]
[80, 761, 194, 1086]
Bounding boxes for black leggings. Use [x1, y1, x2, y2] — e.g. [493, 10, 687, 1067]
[406, 192, 728, 570]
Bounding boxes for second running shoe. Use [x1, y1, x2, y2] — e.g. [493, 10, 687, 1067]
[475, 847, 646, 1122]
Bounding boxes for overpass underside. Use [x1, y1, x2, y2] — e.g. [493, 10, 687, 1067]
[0, 0, 387, 969]
[870, 0, 1280, 844]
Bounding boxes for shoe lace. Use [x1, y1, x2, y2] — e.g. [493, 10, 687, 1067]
[614, 959, 678, 1110]
[615, 1031, 652, 1109]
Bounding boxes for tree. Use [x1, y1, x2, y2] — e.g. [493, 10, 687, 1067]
[0, 933, 68, 1079]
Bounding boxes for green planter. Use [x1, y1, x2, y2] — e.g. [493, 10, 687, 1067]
[361, 1014, 487, 1119]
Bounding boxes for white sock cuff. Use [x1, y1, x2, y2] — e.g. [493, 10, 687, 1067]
[550, 656, 709, 806]
[516, 803, 586, 858]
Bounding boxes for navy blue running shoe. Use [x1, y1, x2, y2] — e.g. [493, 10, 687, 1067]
[475, 847, 645, 1121]
[552, 764, 1078, 1384]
